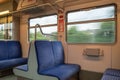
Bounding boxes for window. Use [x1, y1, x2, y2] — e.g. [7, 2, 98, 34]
[29, 15, 57, 41]
[0, 16, 12, 40]
[67, 4, 116, 43]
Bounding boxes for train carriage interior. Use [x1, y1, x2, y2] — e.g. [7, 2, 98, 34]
[0, 0, 120, 80]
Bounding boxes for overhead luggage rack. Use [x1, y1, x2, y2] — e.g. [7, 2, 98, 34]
[0, 0, 64, 17]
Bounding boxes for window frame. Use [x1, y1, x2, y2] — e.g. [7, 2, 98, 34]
[28, 14, 58, 41]
[66, 4, 117, 44]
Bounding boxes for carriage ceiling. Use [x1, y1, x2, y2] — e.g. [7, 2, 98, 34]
[0, 0, 101, 15]
[0, 0, 10, 4]
[0, 0, 101, 5]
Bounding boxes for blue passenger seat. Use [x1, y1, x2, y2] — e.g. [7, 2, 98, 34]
[0, 41, 27, 71]
[35, 41, 80, 80]
[14, 40, 80, 80]
[101, 68, 120, 80]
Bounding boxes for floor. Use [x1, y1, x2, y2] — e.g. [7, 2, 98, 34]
[0, 75, 77, 80]
[0, 72, 102, 80]
[0, 75, 17, 80]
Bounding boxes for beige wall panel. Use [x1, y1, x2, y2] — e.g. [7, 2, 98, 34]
[67, 45, 111, 72]
[12, 16, 20, 40]
[64, 0, 120, 72]
[20, 15, 29, 58]
[112, 10, 120, 69]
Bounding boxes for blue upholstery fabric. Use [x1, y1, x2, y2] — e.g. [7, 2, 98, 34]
[51, 41, 64, 66]
[35, 41, 80, 80]
[101, 69, 120, 80]
[0, 58, 27, 70]
[0, 41, 8, 60]
[0, 41, 27, 71]
[104, 68, 120, 77]
[40, 64, 80, 80]
[15, 64, 28, 71]
[35, 41, 55, 72]
[101, 74, 120, 80]
[7, 41, 22, 59]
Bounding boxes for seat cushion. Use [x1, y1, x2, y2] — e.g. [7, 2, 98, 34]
[35, 41, 55, 72]
[15, 64, 28, 71]
[104, 68, 120, 77]
[0, 41, 8, 60]
[51, 41, 64, 66]
[7, 41, 22, 59]
[0, 58, 27, 70]
[40, 64, 80, 80]
[101, 74, 120, 80]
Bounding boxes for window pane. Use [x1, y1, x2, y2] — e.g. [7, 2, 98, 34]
[29, 15, 57, 41]
[36, 26, 57, 40]
[36, 28, 47, 40]
[0, 24, 4, 39]
[41, 26, 57, 34]
[0, 16, 13, 40]
[29, 28, 35, 41]
[8, 23, 12, 39]
[41, 26, 57, 40]
[68, 6, 115, 22]
[67, 21, 115, 43]
[30, 15, 57, 26]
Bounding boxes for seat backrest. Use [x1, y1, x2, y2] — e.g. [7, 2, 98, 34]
[35, 41, 55, 72]
[0, 41, 8, 60]
[51, 41, 64, 66]
[7, 41, 22, 59]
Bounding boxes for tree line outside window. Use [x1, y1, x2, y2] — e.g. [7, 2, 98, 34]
[67, 4, 116, 43]
[29, 15, 57, 41]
